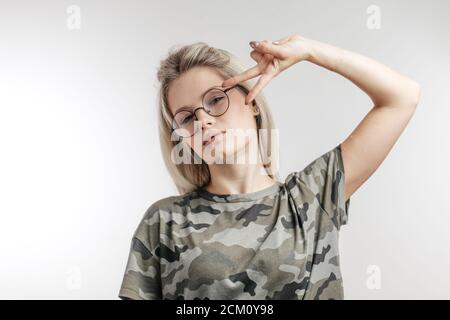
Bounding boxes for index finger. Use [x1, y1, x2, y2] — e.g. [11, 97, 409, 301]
[222, 65, 260, 87]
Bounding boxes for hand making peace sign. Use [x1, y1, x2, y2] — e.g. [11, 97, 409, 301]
[222, 34, 312, 105]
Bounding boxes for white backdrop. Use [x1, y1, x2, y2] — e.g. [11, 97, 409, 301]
[0, 0, 449, 299]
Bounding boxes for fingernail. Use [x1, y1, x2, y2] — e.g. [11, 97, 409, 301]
[273, 41, 280, 44]
[249, 41, 259, 48]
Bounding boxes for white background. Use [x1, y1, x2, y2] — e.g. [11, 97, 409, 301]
[0, 0, 449, 299]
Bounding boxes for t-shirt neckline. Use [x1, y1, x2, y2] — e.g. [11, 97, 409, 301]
[196, 181, 283, 203]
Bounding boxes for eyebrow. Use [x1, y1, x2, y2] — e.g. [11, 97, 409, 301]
[174, 85, 224, 114]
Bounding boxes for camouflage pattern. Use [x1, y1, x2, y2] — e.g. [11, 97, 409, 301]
[119, 144, 350, 300]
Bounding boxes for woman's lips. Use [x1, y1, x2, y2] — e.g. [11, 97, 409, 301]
[203, 132, 223, 147]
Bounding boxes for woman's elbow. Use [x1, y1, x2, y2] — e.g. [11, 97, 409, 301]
[407, 80, 422, 109]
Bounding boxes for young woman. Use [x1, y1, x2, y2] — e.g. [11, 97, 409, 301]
[118, 34, 421, 300]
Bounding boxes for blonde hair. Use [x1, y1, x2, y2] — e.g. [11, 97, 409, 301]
[155, 42, 280, 195]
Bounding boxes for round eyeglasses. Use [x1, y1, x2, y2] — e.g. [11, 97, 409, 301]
[171, 84, 247, 139]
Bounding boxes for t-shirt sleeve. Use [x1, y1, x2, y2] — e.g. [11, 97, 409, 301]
[118, 203, 162, 300]
[293, 143, 350, 230]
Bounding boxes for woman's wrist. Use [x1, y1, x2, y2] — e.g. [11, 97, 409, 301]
[291, 35, 315, 63]
[301, 38, 344, 73]
[302, 37, 319, 63]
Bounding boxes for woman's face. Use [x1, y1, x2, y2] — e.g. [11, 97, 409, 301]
[167, 66, 260, 164]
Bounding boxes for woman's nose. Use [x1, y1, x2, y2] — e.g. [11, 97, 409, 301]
[195, 108, 215, 127]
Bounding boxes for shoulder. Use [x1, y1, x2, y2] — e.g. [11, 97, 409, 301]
[144, 192, 194, 216]
[285, 144, 343, 193]
[138, 191, 196, 226]
[283, 144, 349, 230]
[132, 193, 192, 251]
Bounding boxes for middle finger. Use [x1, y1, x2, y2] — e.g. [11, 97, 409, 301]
[245, 73, 272, 105]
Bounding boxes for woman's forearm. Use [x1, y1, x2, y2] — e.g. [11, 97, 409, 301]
[304, 38, 421, 108]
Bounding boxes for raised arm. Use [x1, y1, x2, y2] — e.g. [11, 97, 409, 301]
[305, 38, 421, 201]
[222, 34, 422, 202]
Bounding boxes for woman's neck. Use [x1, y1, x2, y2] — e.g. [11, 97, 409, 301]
[205, 162, 277, 195]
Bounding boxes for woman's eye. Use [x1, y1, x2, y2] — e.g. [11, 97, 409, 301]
[210, 97, 223, 105]
[181, 115, 193, 124]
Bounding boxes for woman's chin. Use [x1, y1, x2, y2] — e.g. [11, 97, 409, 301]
[201, 144, 251, 165]
[202, 149, 233, 164]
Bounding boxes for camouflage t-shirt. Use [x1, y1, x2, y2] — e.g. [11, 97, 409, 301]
[119, 144, 350, 300]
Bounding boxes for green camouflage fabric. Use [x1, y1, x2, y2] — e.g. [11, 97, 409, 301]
[119, 144, 350, 300]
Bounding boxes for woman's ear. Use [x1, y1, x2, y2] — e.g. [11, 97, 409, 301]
[252, 101, 260, 115]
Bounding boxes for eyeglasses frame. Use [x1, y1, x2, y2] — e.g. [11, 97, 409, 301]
[171, 83, 249, 139]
